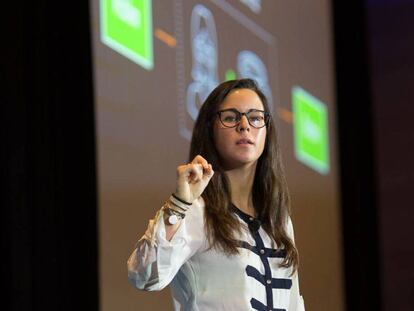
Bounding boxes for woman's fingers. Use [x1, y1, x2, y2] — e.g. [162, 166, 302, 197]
[177, 163, 202, 181]
[191, 155, 210, 171]
[175, 157, 214, 202]
[192, 155, 215, 180]
[177, 155, 214, 185]
[188, 164, 203, 183]
[204, 164, 214, 178]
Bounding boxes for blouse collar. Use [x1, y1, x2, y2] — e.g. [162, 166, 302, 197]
[230, 203, 261, 232]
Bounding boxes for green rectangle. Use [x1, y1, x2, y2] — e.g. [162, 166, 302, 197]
[293, 86, 330, 174]
[100, 0, 153, 70]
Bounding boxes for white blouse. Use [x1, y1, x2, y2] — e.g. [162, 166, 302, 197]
[127, 197, 305, 311]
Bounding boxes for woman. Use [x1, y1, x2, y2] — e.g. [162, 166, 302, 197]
[127, 79, 305, 310]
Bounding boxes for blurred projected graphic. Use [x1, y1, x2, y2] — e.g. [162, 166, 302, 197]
[186, 4, 219, 125]
[238, 50, 273, 111]
[177, 1, 276, 140]
[240, 0, 262, 14]
[100, 0, 153, 70]
[293, 87, 330, 174]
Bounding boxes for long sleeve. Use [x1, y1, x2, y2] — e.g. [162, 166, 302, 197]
[289, 271, 306, 311]
[127, 197, 206, 291]
[287, 217, 306, 311]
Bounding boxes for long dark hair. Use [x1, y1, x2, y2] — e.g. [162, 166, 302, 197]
[189, 78, 298, 272]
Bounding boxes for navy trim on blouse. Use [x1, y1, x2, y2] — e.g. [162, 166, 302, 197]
[236, 240, 287, 258]
[251, 298, 286, 311]
[230, 204, 291, 311]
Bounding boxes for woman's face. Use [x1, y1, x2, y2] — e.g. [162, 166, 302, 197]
[213, 88, 267, 170]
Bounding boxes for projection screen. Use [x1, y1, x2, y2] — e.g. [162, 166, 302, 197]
[90, 1, 345, 310]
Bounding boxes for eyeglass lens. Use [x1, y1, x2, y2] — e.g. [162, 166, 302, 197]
[220, 110, 267, 128]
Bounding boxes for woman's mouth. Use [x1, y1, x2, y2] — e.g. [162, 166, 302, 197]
[236, 139, 254, 145]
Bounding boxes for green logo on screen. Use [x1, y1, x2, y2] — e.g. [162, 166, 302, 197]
[293, 87, 330, 174]
[100, 0, 153, 70]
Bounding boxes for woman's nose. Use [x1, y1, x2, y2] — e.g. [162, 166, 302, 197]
[237, 115, 250, 132]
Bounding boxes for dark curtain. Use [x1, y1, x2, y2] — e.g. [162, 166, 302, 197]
[2, 2, 98, 310]
[332, 1, 381, 310]
[333, 1, 414, 310]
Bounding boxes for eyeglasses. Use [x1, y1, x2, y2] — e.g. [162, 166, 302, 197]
[217, 108, 270, 129]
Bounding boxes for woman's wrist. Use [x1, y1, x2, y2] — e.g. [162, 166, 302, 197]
[163, 204, 184, 225]
[171, 193, 193, 208]
[162, 194, 193, 226]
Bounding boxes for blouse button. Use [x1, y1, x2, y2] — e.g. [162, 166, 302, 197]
[260, 249, 265, 254]
[249, 217, 254, 221]
[266, 279, 272, 285]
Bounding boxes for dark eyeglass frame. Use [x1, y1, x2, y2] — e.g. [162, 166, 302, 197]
[216, 108, 270, 129]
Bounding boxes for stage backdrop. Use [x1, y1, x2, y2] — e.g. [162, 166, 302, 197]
[90, 1, 344, 310]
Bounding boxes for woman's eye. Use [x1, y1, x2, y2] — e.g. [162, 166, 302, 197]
[224, 116, 237, 122]
[249, 116, 264, 122]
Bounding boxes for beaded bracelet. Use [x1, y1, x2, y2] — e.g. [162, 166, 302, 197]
[171, 193, 192, 205]
[169, 194, 192, 211]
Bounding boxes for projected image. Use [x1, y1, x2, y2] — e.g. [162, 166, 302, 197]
[91, 0, 344, 310]
[177, 1, 276, 140]
[184, 4, 219, 138]
[101, 0, 154, 70]
[293, 87, 329, 174]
